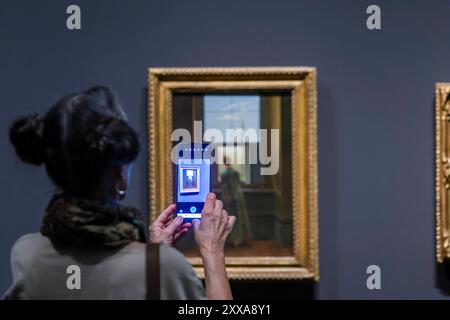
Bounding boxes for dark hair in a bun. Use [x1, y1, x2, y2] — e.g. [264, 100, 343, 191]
[9, 86, 139, 198]
[9, 114, 46, 165]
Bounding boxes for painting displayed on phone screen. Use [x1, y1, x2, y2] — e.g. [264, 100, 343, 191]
[175, 144, 211, 221]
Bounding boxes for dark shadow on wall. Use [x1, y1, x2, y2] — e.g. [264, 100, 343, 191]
[316, 86, 339, 299]
[140, 86, 150, 226]
[436, 261, 450, 295]
[230, 280, 315, 300]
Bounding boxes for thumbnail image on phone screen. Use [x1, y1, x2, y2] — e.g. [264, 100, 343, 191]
[175, 143, 211, 222]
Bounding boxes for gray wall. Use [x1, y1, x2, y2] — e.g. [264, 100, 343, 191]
[0, 0, 448, 299]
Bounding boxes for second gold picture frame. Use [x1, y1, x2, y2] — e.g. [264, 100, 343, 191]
[436, 83, 450, 263]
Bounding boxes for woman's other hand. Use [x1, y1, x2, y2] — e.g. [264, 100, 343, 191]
[149, 204, 191, 246]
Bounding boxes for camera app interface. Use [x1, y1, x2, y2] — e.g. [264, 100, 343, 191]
[176, 144, 211, 220]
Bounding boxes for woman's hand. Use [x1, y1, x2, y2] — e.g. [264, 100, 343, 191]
[149, 204, 192, 246]
[192, 192, 236, 300]
[192, 193, 236, 255]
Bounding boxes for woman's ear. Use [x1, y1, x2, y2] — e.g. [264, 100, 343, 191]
[113, 164, 130, 201]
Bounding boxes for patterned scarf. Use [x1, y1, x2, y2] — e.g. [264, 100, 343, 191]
[41, 193, 147, 248]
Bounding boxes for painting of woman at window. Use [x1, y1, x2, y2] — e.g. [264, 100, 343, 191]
[220, 156, 252, 246]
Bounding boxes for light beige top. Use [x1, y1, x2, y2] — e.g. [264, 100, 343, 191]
[3, 233, 206, 300]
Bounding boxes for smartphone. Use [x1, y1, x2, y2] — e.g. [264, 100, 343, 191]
[175, 143, 211, 222]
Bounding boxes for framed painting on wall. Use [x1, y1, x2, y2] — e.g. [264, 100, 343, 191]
[147, 67, 319, 280]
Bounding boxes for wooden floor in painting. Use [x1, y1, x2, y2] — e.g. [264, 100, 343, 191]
[182, 240, 293, 258]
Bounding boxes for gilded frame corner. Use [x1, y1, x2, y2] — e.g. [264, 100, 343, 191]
[147, 67, 319, 280]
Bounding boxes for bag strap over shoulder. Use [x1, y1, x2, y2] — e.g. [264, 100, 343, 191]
[146, 242, 160, 300]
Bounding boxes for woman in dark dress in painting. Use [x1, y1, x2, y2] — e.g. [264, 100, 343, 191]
[220, 157, 252, 246]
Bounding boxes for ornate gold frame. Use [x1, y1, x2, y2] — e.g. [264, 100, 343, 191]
[147, 67, 319, 280]
[436, 83, 450, 262]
